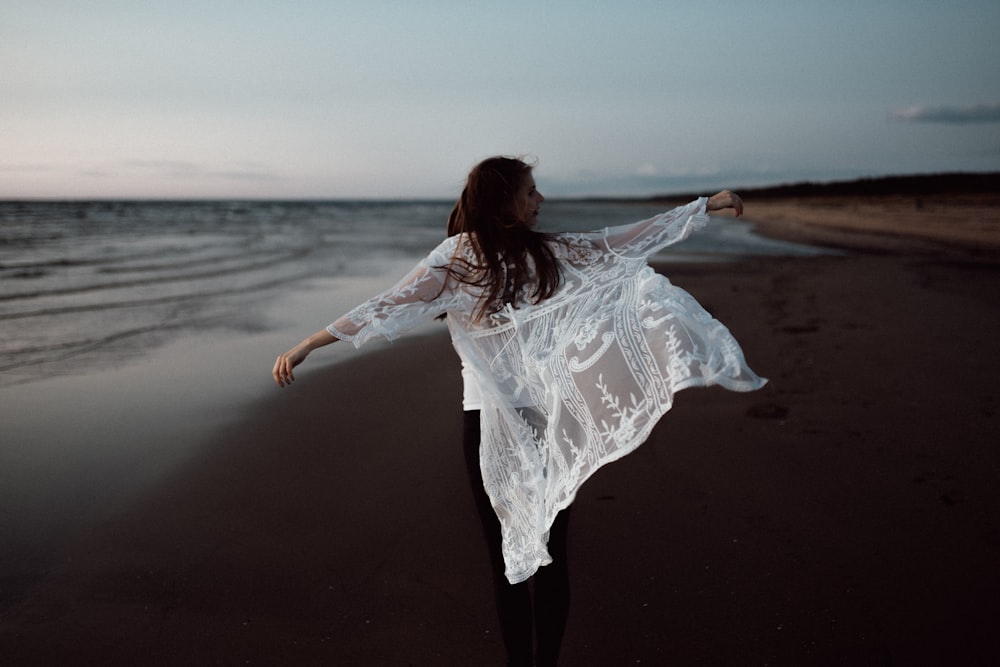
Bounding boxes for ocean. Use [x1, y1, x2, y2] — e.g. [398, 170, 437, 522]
[0, 199, 823, 387]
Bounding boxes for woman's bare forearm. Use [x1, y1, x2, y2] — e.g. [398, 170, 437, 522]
[272, 328, 339, 387]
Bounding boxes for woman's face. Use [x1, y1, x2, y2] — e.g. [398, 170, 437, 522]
[513, 173, 545, 227]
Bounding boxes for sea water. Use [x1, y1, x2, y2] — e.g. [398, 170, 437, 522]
[0, 199, 821, 386]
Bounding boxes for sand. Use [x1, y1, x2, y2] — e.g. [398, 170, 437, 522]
[745, 193, 1000, 255]
[2, 199, 999, 665]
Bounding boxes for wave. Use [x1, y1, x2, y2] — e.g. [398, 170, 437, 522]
[0, 244, 245, 272]
[0, 272, 317, 321]
[0, 249, 312, 303]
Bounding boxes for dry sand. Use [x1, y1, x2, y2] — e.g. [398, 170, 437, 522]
[745, 193, 1000, 255]
[1, 199, 998, 665]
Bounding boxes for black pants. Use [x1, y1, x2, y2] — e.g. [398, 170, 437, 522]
[463, 411, 570, 667]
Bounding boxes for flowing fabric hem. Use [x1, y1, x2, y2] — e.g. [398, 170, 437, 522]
[500, 370, 767, 584]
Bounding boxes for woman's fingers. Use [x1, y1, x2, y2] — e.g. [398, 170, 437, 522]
[272, 357, 284, 387]
[273, 346, 311, 387]
[272, 355, 294, 387]
[707, 190, 743, 216]
[731, 192, 743, 217]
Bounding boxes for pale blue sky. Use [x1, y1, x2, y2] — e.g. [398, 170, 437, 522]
[2, 0, 998, 198]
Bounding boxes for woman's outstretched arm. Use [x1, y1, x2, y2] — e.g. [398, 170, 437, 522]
[272, 329, 339, 387]
[597, 191, 743, 259]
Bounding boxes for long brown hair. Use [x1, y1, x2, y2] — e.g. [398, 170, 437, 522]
[442, 157, 562, 321]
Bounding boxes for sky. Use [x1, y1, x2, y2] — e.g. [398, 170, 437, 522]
[2, 0, 999, 199]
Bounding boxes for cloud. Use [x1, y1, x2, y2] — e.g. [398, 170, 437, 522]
[122, 160, 282, 182]
[124, 160, 202, 178]
[211, 170, 282, 183]
[889, 103, 1000, 124]
[0, 163, 54, 173]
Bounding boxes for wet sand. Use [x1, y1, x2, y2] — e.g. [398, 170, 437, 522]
[2, 200, 999, 665]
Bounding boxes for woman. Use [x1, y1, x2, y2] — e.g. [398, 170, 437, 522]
[273, 156, 766, 666]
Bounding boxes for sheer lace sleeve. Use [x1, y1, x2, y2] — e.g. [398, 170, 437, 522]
[326, 239, 458, 347]
[599, 197, 709, 259]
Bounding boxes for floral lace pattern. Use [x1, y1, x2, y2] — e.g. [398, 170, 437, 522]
[327, 198, 767, 583]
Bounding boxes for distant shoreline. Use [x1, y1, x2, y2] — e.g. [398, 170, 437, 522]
[594, 171, 1000, 256]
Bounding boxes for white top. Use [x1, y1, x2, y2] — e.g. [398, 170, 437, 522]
[460, 360, 484, 410]
[327, 198, 767, 583]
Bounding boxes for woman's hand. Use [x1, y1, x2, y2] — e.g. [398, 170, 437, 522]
[273, 345, 310, 387]
[706, 190, 743, 217]
[272, 329, 340, 387]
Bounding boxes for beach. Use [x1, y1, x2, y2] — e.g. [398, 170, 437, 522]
[2, 196, 999, 665]
[744, 192, 1000, 255]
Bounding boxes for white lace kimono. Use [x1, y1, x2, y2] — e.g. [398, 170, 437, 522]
[327, 198, 766, 583]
